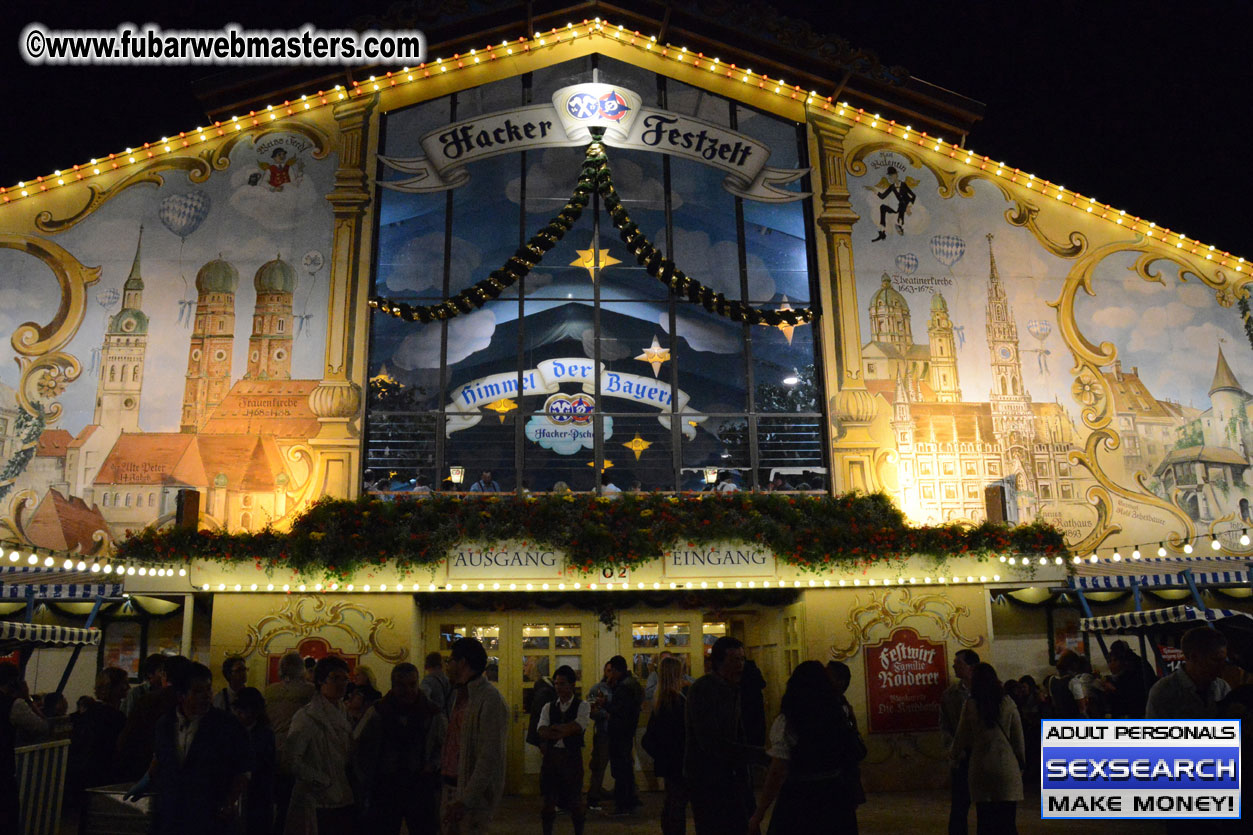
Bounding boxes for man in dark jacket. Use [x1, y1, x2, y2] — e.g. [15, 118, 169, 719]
[605, 655, 642, 816]
[133, 661, 252, 835]
[354, 661, 446, 835]
[684, 636, 763, 834]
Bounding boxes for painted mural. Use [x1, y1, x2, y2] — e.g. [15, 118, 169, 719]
[0, 131, 339, 551]
[846, 134, 1244, 553]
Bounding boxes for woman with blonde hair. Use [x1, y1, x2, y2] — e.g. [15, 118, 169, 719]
[640, 655, 688, 834]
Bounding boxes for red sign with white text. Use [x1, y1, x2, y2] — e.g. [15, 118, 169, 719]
[864, 627, 947, 733]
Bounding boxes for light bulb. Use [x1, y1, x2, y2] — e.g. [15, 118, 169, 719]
[1242, 531, 1251, 546]
[28, 554, 37, 565]
[1211, 538, 1221, 551]
[1158, 544, 1167, 557]
[1132, 549, 1141, 560]
[44, 556, 55, 567]
[1183, 542, 1193, 554]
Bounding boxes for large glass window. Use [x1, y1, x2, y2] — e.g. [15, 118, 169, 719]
[366, 57, 827, 493]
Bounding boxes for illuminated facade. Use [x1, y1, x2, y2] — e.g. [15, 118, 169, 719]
[2, 2, 1251, 794]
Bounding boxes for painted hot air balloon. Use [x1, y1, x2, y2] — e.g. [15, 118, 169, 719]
[158, 191, 211, 240]
[158, 191, 212, 326]
[1025, 318, 1053, 373]
[96, 288, 120, 310]
[929, 234, 965, 268]
[895, 253, 918, 275]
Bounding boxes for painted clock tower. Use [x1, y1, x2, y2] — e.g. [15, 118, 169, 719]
[984, 234, 1034, 441]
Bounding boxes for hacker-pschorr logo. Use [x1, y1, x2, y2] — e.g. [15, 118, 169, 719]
[564, 88, 632, 123]
[378, 82, 808, 203]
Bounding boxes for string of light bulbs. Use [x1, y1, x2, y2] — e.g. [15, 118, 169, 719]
[194, 573, 1014, 594]
[0, 18, 1243, 274]
[1, 540, 187, 578]
[1038, 525, 1253, 566]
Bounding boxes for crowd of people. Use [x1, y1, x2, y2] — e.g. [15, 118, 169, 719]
[2, 625, 1251, 834]
[938, 627, 1253, 835]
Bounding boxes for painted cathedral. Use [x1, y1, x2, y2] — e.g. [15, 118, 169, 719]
[12, 230, 318, 544]
[864, 235, 1094, 524]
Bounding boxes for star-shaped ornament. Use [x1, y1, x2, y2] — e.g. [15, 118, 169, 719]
[635, 336, 671, 377]
[622, 434, 652, 461]
[570, 242, 621, 280]
[484, 398, 518, 423]
[587, 459, 614, 468]
[775, 296, 797, 345]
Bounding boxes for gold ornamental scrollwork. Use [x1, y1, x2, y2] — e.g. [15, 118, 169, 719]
[34, 119, 331, 234]
[1046, 237, 1206, 553]
[828, 588, 983, 661]
[237, 596, 407, 663]
[34, 158, 213, 234]
[0, 234, 96, 459]
[955, 173, 1088, 259]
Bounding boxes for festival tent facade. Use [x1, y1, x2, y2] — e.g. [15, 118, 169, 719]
[1, 1, 1250, 792]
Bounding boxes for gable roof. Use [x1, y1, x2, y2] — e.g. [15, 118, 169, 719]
[25, 489, 109, 554]
[36, 429, 73, 458]
[94, 434, 197, 485]
[198, 379, 321, 438]
[93, 432, 289, 491]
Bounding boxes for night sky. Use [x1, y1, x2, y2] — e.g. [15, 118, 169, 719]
[2, 1, 1250, 255]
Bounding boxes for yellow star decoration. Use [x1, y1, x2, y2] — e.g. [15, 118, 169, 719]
[775, 295, 797, 345]
[484, 398, 518, 423]
[570, 242, 621, 280]
[635, 336, 671, 377]
[587, 459, 614, 468]
[622, 434, 652, 461]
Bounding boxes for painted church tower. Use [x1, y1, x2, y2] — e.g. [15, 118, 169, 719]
[245, 255, 295, 380]
[868, 274, 914, 353]
[181, 257, 239, 432]
[984, 234, 1033, 440]
[927, 293, 961, 403]
[94, 228, 149, 431]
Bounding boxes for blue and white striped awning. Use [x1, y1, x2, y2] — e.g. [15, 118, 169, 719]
[1070, 571, 1250, 590]
[0, 621, 102, 646]
[1081, 605, 1253, 633]
[0, 583, 123, 600]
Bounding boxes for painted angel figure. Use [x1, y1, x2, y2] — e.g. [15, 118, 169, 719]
[249, 148, 304, 191]
[866, 166, 919, 240]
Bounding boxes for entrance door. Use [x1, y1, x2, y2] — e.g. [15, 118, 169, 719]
[426, 611, 597, 794]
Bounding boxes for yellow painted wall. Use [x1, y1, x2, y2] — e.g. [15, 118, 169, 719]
[208, 593, 416, 693]
[803, 586, 989, 791]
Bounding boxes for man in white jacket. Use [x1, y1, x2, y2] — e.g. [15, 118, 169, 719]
[440, 637, 509, 834]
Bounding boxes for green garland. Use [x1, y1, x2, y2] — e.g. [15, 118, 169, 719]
[1239, 293, 1253, 354]
[369, 140, 814, 329]
[0, 402, 45, 504]
[114, 492, 1065, 582]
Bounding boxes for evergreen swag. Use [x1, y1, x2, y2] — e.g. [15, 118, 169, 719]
[1240, 293, 1253, 354]
[369, 136, 816, 328]
[115, 492, 1066, 582]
